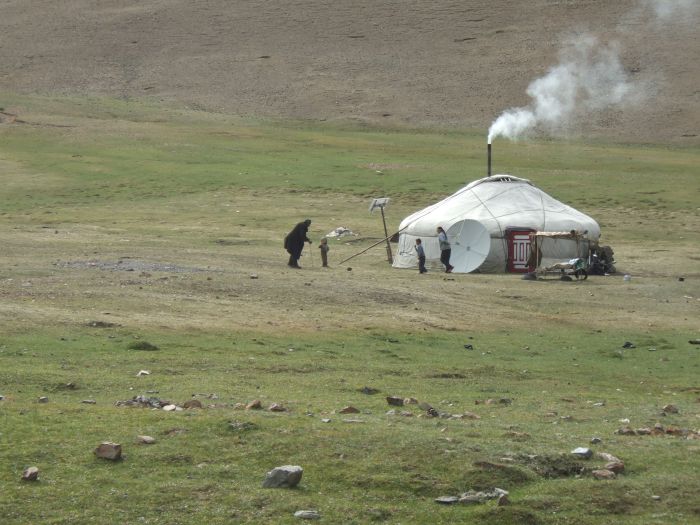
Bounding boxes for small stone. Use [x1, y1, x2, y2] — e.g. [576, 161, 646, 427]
[269, 403, 287, 412]
[22, 466, 39, 481]
[94, 442, 122, 460]
[339, 406, 360, 414]
[250, 274, 258, 279]
[403, 397, 419, 405]
[605, 461, 625, 473]
[81, 399, 96, 404]
[435, 496, 459, 505]
[652, 495, 662, 501]
[162, 404, 177, 411]
[635, 427, 652, 435]
[38, 396, 49, 403]
[662, 404, 679, 414]
[571, 447, 593, 459]
[321, 418, 331, 423]
[137, 435, 156, 445]
[597, 452, 622, 463]
[592, 469, 616, 479]
[246, 399, 262, 410]
[622, 341, 635, 348]
[400, 411, 413, 417]
[183, 399, 203, 409]
[590, 437, 602, 444]
[386, 396, 404, 406]
[294, 510, 320, 519]
[497, 493, 510, 506]
[615, 426, 636, 435]
[262, 465, 303, 488]
[385, 409, 396, 416]
[136, 370, 150, 377]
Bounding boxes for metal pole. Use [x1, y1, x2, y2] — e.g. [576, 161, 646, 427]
[380, 206, 393, 263]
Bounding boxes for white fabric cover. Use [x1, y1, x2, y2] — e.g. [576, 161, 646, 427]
[393, 175, 601, 273]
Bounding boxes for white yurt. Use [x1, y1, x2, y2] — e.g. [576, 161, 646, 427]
[393, 175, 601, 273]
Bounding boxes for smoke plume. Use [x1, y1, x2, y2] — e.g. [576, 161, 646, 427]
[487, 35, 633, 144]
[487, 0, 699, 144]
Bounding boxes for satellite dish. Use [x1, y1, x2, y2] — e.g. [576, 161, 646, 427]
[446, 220, 490, 273]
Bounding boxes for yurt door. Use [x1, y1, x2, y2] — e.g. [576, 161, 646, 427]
[506, 228, 535, 273]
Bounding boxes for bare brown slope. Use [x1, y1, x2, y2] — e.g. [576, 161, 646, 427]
[1, 0, 698, 143]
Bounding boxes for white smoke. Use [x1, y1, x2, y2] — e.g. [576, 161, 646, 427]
[487, 35, 634, 144]
[641, 0, 699, 20]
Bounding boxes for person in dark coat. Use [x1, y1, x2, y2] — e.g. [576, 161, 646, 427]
[284, 219, 312, 268]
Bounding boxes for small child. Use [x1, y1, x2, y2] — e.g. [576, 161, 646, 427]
[319, 237, 330, 267]
[415, 238, 427, 274]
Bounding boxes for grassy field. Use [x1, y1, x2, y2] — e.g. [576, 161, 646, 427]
[1, 95, 699, 524]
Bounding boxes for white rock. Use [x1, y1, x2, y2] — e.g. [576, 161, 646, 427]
[136, 370, 150, 377]
[162, 404, 177, 411]
[294, 510, 320, 519]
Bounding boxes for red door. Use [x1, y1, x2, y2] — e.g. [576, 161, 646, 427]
[506, 228, 535, 273]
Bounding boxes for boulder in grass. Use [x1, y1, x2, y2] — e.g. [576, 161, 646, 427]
[592, 469, 616, 480]
[386, 396, 404, 406]
[338, 406, 360, 414]
[605, 461, 625, 473]
[571, 447, 593, 459]
[262, 465, 303, 488]
[183, 399, 203, 409]
[95, 442, 122, 460]
[137, 435, 156, 445]
[22, 467, 39, 481]
[269, 403, 287, 412]
[246, 399, 262, 410]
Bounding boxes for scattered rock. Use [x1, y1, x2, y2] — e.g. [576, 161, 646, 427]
[404, 397, 418, 405]
[137, 435, 156, 445]
[294, 510, 320, 520]
[386, 396, 404, 406]
[597, 452, 621, 463]
[162, 404, 178, 412]
[635, 427, 652, 435]
[136, 370, 150, 377]
[246, 399, 262, 410]
[116, 395, 169, 409]
[22, 466, 39, 481]
[592, 469, 616, 479]
[462, 411, 481, 419]
[464, 344, 474, 350]
[94, 442, 122, 460]
[339, 406, 360, 414]
[269, 403, 287, 412]
[262, 465, 303, 488]
[183, 399, 203, 409]
[662, 404, 679, 414]
[0, 395, 4, 401]
[615, 426, 636, 435]
[652, 495, 662, 501]
[321, 418, 331, 423]
[605, 461, 625, 473]
[571, 447, 593, 459]
[590, 437, 602, 444]
[360, 386, 379, 395]
[498, 493, 510, 506]
[250, 273, 258, 279]
[435, 496, 460, 505]
[81, 399, 96, 404]
[688, 339, 700, 345]
[622, 341, 635, 348]
[38, 396, 49, 403]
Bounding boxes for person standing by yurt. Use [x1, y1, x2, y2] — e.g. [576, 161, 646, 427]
[437, 226, 454, 273]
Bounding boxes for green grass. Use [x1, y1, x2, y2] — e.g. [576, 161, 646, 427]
[1, 328, 698, 524]
[1, 94, 699, 524]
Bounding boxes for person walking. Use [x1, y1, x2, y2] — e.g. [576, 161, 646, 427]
[284, 219, 312, 268]
[415, 238, 427, 274]
[437, 226, 454, 273]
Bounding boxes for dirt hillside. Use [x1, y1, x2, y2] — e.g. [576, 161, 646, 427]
[1, 0, 698, 144]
